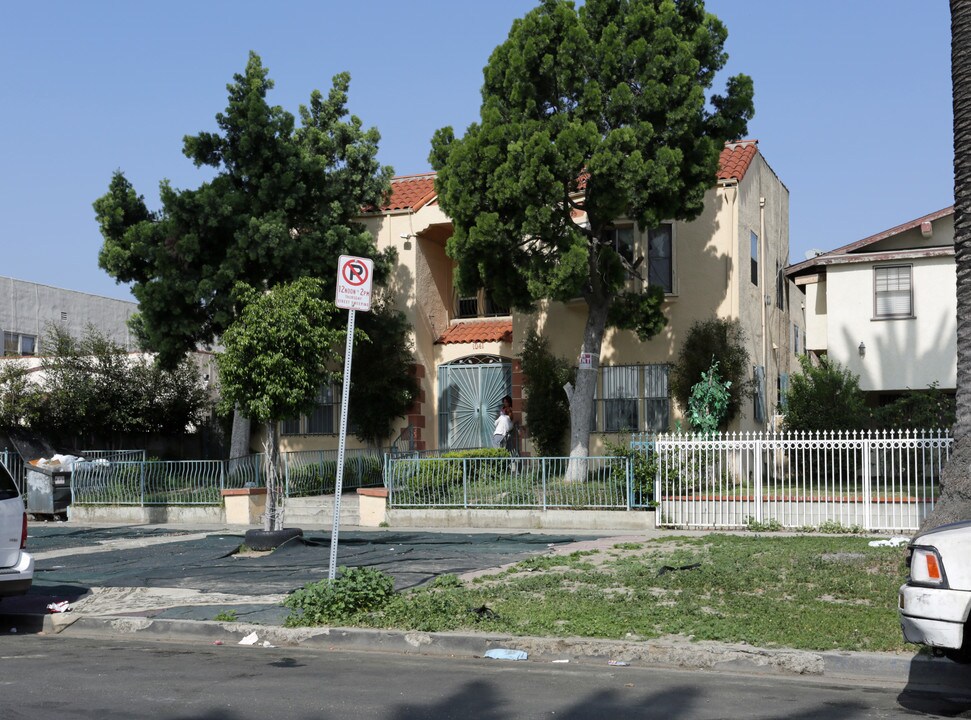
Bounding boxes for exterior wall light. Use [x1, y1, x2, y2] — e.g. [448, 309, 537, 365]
[859, 341, 866, 358]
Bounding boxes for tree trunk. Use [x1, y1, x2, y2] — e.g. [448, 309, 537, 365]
[920, 1, 971, 532]
[566, 296, 610, 481]
[261, 420, 284, 531]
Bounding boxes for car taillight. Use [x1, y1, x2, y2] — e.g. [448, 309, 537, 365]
[910, 546, 946, 586]
[20, 511, 27, 549]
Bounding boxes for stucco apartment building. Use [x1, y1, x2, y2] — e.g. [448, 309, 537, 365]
[1, 276, 137, 357]
[281, 140, 797, 455]
[785, 207, 956, 401]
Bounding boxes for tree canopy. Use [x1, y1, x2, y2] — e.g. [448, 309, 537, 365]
[0, 325, 210, 444]
[95, 52, 394, 368]
[217, 278, 341, 530]
[430, 0, 753, 456]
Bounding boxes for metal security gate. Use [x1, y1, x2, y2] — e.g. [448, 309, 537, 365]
[438, 356, 511, 450]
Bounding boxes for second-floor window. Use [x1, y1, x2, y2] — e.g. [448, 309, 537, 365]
[750, 231, 759, 286]
[874, 265, 913, 318]
[607, 223, 674, 293]
[648, 224, 673, 293]
[3, 332, 36, 357]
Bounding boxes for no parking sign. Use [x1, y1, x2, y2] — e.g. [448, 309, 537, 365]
[336, 255, 374, 311]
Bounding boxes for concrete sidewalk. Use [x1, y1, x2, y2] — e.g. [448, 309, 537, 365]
[3, 519, 969, 692]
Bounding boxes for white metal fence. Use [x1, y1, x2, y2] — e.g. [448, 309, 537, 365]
[650, 429, 950, 531]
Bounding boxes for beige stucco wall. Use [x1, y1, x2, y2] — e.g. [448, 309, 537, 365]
[514, 151, 792, 439]
[825, 257, 956, 392]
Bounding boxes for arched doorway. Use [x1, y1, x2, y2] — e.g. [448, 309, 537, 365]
[437, 355, 512, 450]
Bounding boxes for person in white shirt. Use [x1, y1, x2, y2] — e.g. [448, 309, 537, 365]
[493, 405, 513, 449]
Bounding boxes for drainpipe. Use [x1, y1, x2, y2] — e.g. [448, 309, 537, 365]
[759, 195, 769, 430]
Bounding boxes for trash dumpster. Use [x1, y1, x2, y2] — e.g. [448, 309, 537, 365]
[26, 465, 72, 518]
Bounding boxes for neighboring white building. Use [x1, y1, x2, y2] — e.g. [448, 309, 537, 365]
[0, 277, 137, 356]
[785, 206, 956, 397]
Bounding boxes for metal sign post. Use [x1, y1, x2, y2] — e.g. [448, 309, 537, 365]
[329, 255, 374, 580]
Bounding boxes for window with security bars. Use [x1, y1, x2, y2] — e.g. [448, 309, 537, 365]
[280, 384, 341, 435]
[594, 364, 670, 433]
[874, 265, 913, 318]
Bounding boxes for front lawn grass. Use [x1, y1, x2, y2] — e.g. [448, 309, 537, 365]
[285, 534, 911, 653]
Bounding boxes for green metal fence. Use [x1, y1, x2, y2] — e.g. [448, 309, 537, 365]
[72, 450, 385, 506]
[73, 459, 227, 505]
[284, 449, 385, 497]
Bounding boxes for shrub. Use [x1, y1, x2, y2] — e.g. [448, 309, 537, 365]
[519, 330, 574, 456]
[870, 383, 955, 431]
[784, 355, 867, 431]
[670, 318, 751, 427]
[284, 566, 396, 626]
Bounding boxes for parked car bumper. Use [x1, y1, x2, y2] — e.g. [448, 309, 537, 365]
[899, 583, 971, 649]
[0, 551, 34, 597]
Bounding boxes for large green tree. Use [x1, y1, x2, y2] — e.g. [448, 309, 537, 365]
[430, 0, 753, 460]
[217, 278, 341, 531]
[922, 2, 971, 531]
[95, 52, 393, 366]
[94, 53, 416, 448]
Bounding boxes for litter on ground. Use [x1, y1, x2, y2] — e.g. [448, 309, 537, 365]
[484, 648, 527, 661]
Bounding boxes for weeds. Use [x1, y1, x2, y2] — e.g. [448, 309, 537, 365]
[283, 535, 911, 652]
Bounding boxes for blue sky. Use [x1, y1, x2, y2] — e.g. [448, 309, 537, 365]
[0, 1, 952, 301]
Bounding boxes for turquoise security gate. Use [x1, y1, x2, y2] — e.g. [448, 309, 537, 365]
[438, 356, 511, 450]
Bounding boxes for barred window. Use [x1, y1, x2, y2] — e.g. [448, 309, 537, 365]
[594, 364, 670, 433]
[281, 384, 340, 436]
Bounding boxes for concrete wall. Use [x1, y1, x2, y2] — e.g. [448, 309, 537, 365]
[0, 276, 137, 351]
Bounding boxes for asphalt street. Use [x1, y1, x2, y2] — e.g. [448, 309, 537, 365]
[2, 520, 970, 702]
[4, 635, 970, 720]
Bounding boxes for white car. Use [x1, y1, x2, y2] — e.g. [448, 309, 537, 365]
[0, 463, 33, 598]
[899, 520, 971, 662]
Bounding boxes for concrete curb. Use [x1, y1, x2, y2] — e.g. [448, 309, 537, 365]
[46, 613, 971, 686]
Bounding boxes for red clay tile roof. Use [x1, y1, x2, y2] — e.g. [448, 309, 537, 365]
[717, 140, 759, 182]
[381, 172, 438, 211]
[383, 141, 759, 214]
[436, 320, 513, 345]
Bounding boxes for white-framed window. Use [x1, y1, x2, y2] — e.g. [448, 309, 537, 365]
[3, 332, 36, 357]
[874, 265, 913, 318]
[607, 223, 675, 293]
[750, 231, 759, 285]
[648, 224, 673, 293]
[593, 364, 670, 433]
[793, 324, 801, 356]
